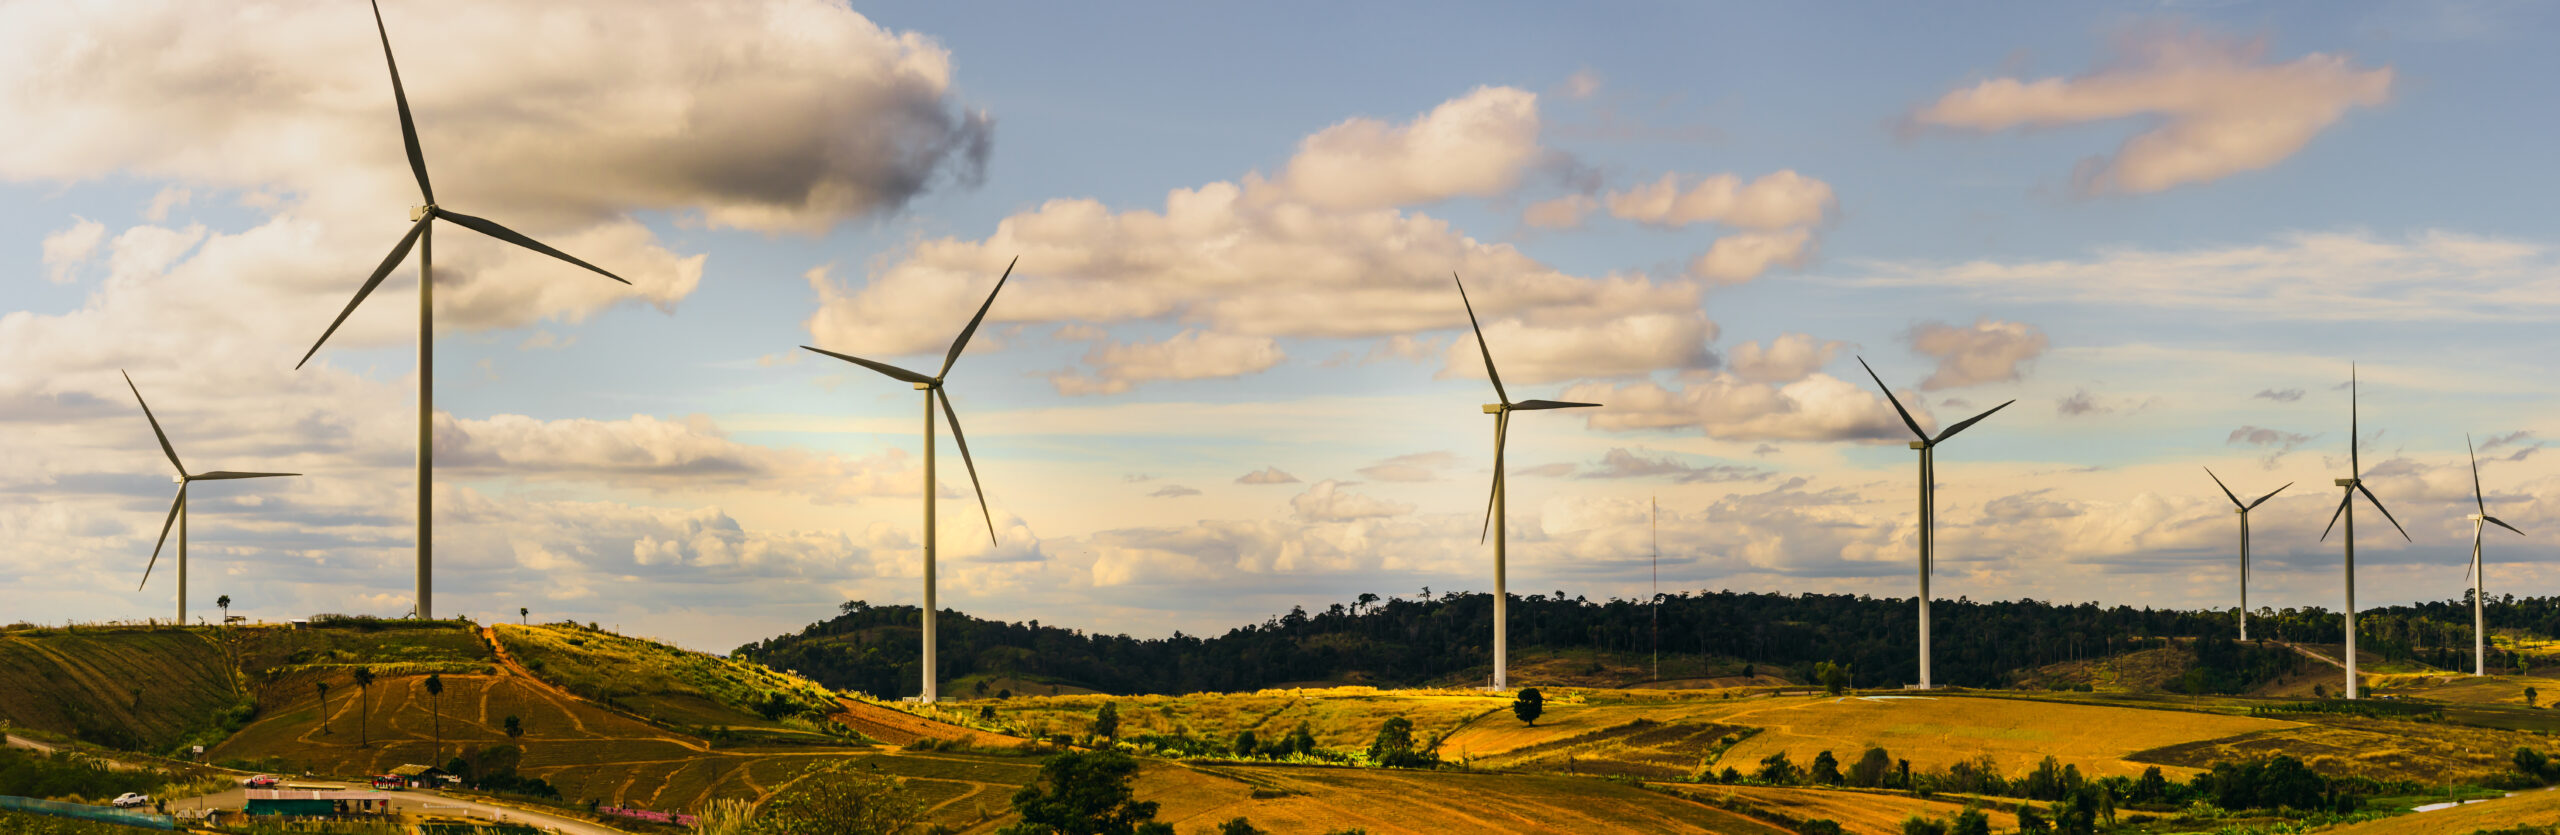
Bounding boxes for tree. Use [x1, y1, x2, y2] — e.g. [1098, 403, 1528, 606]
[1756, 751, 1796, 784]
[352, 667, 375, 746]
[2014, 803, 2050, 833]
[216, 595, 232, 625]
[1512, 688, 1543, 725]
[316, 681, 332, 735]
[1282, 721, 1318, 758]
[2133, 766, 2168, 802]
[1231, 730, 1258, 758]
[1817, 661, 1849, 695]
[1215, 819, 1263, 835]
[1849, 746, 1893, 788]
[1950, 807, 1991, 835]
[519, 607, 529, 625]
[1899, 815, 1948, 835]
[1091, 702, 1120, 742]
[1000, 750, 1172, 835]
[425, 674, 445, 757]
[1810, 750, 1843, 785]
[756, 760, 925, 835]
[2531, 686, 2541, 708]
[1365, 717, 1433, 768]
[504, 714, 523, 741]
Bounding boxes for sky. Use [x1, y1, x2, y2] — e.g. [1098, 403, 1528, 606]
[5, 0, 2560, 653]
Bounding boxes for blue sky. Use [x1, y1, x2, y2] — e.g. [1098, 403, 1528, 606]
[4, 0, 2558, 654]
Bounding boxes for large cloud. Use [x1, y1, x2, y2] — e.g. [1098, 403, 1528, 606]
[1563, 373, 1915, 443]
[1909, 26, 2392, 194]
[806, 86, 1713, 389]
[1906, 319, 2049, 390]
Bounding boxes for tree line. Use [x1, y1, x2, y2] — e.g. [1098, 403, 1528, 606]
[733, 590, 2555, 699]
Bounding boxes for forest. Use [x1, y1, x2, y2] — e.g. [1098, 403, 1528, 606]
[732, 589, 2557, 699]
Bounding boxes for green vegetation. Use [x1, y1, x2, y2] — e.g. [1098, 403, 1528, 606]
[494, 623, 835, 733]
[0, 746, 161, 802]
[1513, 687, 1543, 725]
[0, 626, 240, 752]
[0, 808, 173, 835]
[1000, 750, 1172, 835]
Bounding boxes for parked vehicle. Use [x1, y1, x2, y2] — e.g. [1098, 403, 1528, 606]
[370, 776, 402, 790]
[243, 775, 280, 788]
[111, 792, 150, 808]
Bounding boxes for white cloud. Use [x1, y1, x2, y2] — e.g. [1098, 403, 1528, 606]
[1688, 228, 1814, 285]
[1577, 448, 1770, 484]
[1050, 330, 1286, 396]
[1603, 170, 1834, 230]
[1290, 480, 1414, 522]
[143, 187, 191, 222]
[1846, 230, 2559, 323]
[1521, 194, 1597, 229]
[1357, 451, 1463, 483]
[1236, 467, 1301, 485]
[40, 217, 105, 283]
[1262, 86, 1544, 211]
[1909, 26, 2392, 194]
[1148, 485, 1202, 499]
[1906, 319, 2049, 390]
[1564, 372, 1916, 442]
[1728, 333, 1844, 384]
[1437, 312, 1714, 385]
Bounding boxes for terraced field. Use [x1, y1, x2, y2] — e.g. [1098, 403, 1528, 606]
[2126, 711, 2554, 783]
[1657, 785, 2021, 835]
[0, 626, 239, 751]
[1095, 761, 1792, 835]
[491, 623, 837, 733]
[980, 687, 1509, 751]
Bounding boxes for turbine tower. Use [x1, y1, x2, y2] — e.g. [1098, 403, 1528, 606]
[2318, 365, 2410, 700]
[1856, 357, 2013, 690]
[123, 372, 298, 624]
[802, 258, 1015, 704]
[295, 0, 630, 619]
[2204, 468, 2289, 641]
[2461, 434, 2526, 676]
[1453, 273, 1599, 691]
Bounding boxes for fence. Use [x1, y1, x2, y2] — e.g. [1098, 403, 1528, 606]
[0, 794, 175, 830]
[599, 804, 698, 826]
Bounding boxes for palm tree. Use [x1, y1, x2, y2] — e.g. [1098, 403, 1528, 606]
[519, 607, 528, 625]
[316, 681, 332, 735]
[424, 673, 444, 758]
[216, 595, 232, 625]
[352, 667, 375, 747]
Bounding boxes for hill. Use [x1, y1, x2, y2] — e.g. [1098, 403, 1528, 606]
[740, 591, 2488, 699]
[0, 626, 242, 753]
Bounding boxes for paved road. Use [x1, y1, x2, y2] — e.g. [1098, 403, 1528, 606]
[171, 780, 636, 835]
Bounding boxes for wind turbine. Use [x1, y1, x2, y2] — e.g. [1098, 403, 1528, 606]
[1856, 357, 2013, 690]
[2204, 468, 2289, 641]
[122, 372, 298, 624]
[2461, 434, 2526, 676]
[1453, 273, 1599, 691]
[801, 257, 1015, 704]
[294, 0, 630, 620]
[2319, 365, 2411, 700]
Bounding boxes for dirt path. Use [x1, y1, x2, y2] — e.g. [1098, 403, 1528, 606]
[2280, 641, 2349, 671]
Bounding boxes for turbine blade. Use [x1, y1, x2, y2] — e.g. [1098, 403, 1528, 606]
[192, 471, 301, 480]
[1934, 400, 2016, 444]
[121, 371, 184, 475]
[937, 390, 998, 546]
[140, 485, 184, 590]
[299, 216, 430, 369]
[2357, 483, 2412, 542]
[1452, 273, 1508, 405]
[939, 256, 1016, 379]
[370, 0, 433, 204]
[1511, 399, 1601, 411]
[2464, 546, 2475, 586]
[1855, 356, 1929, 442]
[2246, 482, 2293, 511]
[2489, 516, 2526, 537]
[2320, 491, 2351, 542]
[436, 210, 629, 285]
[2204, 466, 2244, 509]
[1480, 411, 1509, 545]
[2469, 434, 2487, 516]
[798, 346, 934, 385]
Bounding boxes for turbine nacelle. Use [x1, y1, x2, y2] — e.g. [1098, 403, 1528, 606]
[1482, 404, 1503, 414]
[410, 204, 434, 222]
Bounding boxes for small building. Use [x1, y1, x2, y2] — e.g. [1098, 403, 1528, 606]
[386, 763, 446, 788]
[245, 789, 391, 816]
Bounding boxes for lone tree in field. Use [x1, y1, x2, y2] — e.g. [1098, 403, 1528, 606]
[504, 715, 523, 741]
[216, 595, 231, 625]
[1818, 661, 1851, 695]
[1001, 750, 1171, 835]
[425, 673, 445, 757]
[1365, 717, 1436, 769]
[1512, 687, 1543, 725]
[316, 681, 331, 735]
[1090, 702, 1120, 742]
[352, 667, 375, 746]
[519, 607, 528, 625]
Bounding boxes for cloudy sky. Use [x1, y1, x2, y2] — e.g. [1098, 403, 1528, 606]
[5, 0, 2558, 652]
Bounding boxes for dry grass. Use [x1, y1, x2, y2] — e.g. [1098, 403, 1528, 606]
[2322, 786, 2560, 834]
[1660, 784, 2021, 835]
[0, 626, 237, 751]
[979, 687, 1511, 752]
[2127, 712, 2556, 784]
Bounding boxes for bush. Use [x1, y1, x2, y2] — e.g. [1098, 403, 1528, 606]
[1365, 717, 1435, 769]
[1513, 687, 1543, 725]
[1214, 818, 1264, 835]
[1001, 750, 1170, 835]
[1900, 815, 1948, 835]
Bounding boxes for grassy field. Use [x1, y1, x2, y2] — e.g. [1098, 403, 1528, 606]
[2324, 787, 2560, 833]
[975, 687, 1511, 753]
[0, 626, 241, 752]
[490, 623, 837, 733]
[2127, 711, 2556, 783]
[1659, 784, 2021, 835]
[1025, 761, 1795, 835]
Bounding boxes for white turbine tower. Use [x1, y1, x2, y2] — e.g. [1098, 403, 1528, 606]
[802, 258, 1015, 704]
[123, 372, 299, 624]
[1453, 273, 1599, 691]
[2204, 468, 2289, 641]
[295, 0, 631, 620]
[1856, 357, 2012, 690]
[2318, 365, 2411, 700]
[2461, 434, 2527, 676]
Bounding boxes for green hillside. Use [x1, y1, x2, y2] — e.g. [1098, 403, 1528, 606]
[0, 626, 242, 753]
